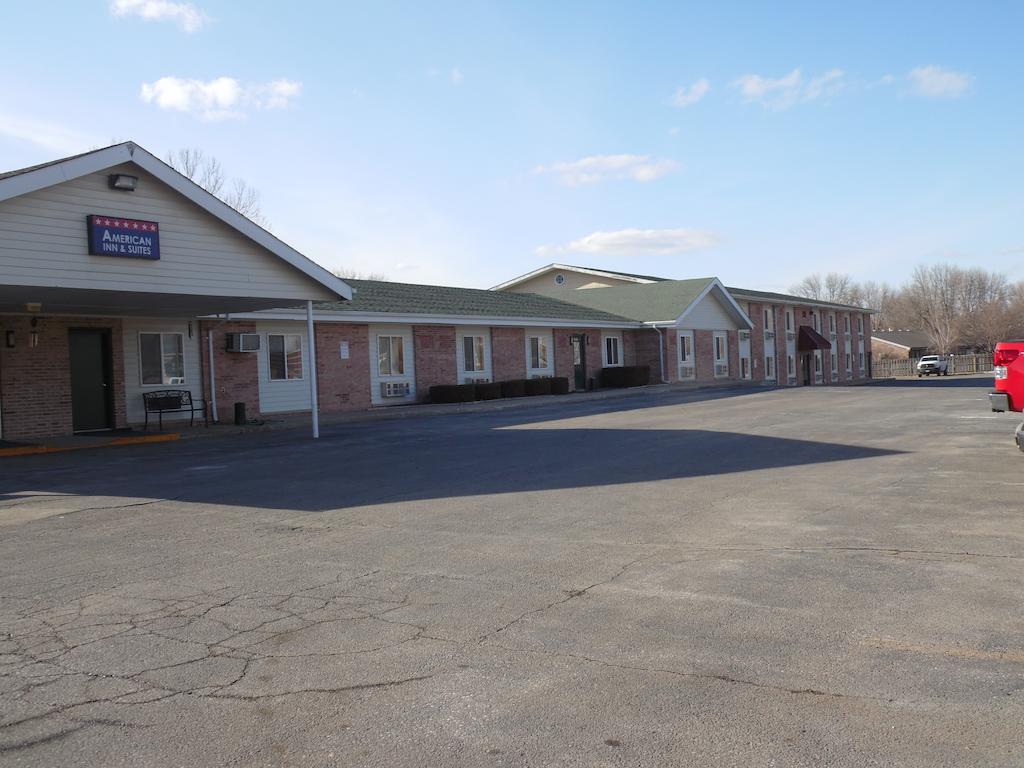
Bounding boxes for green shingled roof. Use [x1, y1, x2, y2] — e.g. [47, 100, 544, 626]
[545, 277, 716, 322]
[317, 279, 635, 323]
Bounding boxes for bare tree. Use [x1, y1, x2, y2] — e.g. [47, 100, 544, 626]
[904, 264, 962, 354]
[791, 272, 861, 304]
[166, 148, 268, 228]
[332, 267, 389, 281]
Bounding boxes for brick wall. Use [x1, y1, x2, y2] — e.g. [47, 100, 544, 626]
[748, 303, 766, 382]
[413, 325, 456, 399]
[199, 320, 260, 423]
[0, 315, 127, 440]
[627, 328, 661, 379]
[491, 327, 526, 381]
[316, 323, 371, 412]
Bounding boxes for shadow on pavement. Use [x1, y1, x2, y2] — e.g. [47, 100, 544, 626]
[866, 376, 993, 389]
[0, 427, 905, 513]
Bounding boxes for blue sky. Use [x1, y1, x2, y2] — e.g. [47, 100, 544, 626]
[2, 1, 1022, 291]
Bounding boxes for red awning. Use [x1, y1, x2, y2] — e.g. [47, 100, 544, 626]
[797, 325, 832, 351]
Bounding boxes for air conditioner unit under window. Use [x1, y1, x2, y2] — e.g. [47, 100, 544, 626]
[466, 377, 491, 384]
[714, 363, 729, 377]
[225, 333, 260, 352]
[381, 381, 411, 398]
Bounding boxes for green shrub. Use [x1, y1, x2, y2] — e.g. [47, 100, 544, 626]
[550, 377, 570, 395]
[500, 379, 527, 398]
[475, 382, 503, 400]
[524, 377, 553, 396]
[429, 383, 476, 403]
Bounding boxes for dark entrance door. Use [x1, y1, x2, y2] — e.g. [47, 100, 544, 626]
[801, 353, 812, 386]
[569, 334, 587, 390]
[69, 329, 113, 432]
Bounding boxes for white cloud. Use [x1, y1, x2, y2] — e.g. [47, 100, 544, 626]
[139, 77, 302, 120]
[537, 227, 720, 257]
[450, 67, 464, 85]
[533, 154, 678, 186]
[110, 0, 209, 32]
[672, 78, 710, 108]
[0, 114, 100, 155]
[733, 68, 845, 110]
[908, 65, 971, 98]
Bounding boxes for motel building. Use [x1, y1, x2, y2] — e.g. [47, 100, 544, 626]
[0, 145, 873, 443]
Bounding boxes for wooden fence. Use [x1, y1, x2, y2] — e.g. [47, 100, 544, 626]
[871, 353, 993, 379]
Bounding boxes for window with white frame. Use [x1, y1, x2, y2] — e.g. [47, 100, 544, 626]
[765, 355, 775, 380]
[763, 308, 775, 331]
[603, 333, 623, 367]
[788, 354, 795, 377]
[857, 316, 863, 334]
[858, 352, 865, 370]
[829, 313, 836, 333]
[377, 335, 405, 376]
[814, 354, 821, 373]
[831, 352, 838, 373]
[713, 332, 729, 377]
[140, 332, 185, 385]
[844, 314, 850, 333]
[845, 352, 852, 371]
[462, 335, 486, 372]
[526, 333, 551, 373]
[268, 334, 303, 381]
[678, 331, 695, 378]
[785, 309, 793, 331]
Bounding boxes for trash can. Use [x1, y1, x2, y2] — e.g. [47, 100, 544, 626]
[233, 402, 246, 426]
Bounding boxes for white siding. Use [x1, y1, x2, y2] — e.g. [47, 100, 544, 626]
[504, 270, 638, 297]
[456, 326, 492, 383]
[369, 324, 416, 406]
[123, 318, 203, 425]
[682, 293, 737, 330]
[255, 322, 311, 414]
[0, 163, 335, 301]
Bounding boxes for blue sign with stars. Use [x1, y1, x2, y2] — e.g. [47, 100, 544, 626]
[87, 214, 160, 260]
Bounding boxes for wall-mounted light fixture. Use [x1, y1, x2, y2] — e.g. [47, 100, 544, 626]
[108, 173, 138, 192]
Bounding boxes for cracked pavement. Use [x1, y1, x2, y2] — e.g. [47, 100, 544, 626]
[0, 375, 1022, 766]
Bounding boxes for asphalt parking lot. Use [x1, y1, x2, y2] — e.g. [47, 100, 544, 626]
[1, 374, 1021, 767]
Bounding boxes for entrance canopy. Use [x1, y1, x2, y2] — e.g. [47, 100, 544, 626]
[797, 325, 832, 351]
[0, 142, 350, 317]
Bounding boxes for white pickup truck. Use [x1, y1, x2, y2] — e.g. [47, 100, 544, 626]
[917, 355, 949, 376]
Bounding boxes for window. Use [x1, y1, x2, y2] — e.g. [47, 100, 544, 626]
[788, 355, 795, 377]
[785, 309, 792, 331]
[528, 335, 549, 370]
[377, 335, 405, 376]
[713, 332, 728, 377]
[831, 352, 838, 373]
[814, 354, 822, 372]
[765, 355, 775, 379]
[604, 335, 622, 367]
[463, 335, 486, 372]
[857, 316, 863, 334]
[844, 315, 850, 333]
[679, 334, 692, 362]
[140, 332, 185, 385]
[554, 273, 566, 285]
[269, 334, 303, 380]
[763, 308, 775, 331]
[829, 314, 836, 333]
[846, 352, 852, 371]
[741, 357, 751, 379]
[858, 352, 865, 370]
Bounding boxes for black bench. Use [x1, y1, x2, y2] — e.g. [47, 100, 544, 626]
[142, 390, 207, 431]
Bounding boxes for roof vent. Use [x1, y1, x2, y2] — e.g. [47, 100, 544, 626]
[554, 273, 566, 286]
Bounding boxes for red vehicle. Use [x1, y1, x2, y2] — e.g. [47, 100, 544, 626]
[990, 341, 1024, 451]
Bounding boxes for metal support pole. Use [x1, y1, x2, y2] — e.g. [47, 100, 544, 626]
[306, 300, 320, 439]
[207, 329, 219, 423]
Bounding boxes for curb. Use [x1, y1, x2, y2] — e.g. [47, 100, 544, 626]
[0, 432, 180, 458]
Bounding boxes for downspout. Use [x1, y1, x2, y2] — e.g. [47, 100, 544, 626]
[651, 325, 669, 384]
